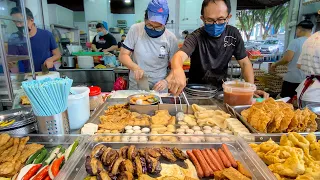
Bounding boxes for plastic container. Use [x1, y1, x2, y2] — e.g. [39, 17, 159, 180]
[89, 86, 103, 110]
[223, 81, 256, 106]
[77, 56, 94, 69]
[67, 87, 90, 130]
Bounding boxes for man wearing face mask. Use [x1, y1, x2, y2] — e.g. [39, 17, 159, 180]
[91, 23, 117, 53]
[119, 0, 178, 91]
[167, 0, 257, 96]
[8, 7, 61, 72]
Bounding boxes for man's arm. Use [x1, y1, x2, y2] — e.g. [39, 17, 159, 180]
[238, 57, 254, 84]
[44, 48, 61, 68]
[274, 50, 295, 66]
[103, 45, 118, 52]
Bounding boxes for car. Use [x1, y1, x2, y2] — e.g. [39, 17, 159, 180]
[245, 41, 257, 50]
[257, 40, 284, 54]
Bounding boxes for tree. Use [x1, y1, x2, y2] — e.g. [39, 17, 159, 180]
[256, 4, 289, 39]
[237, 10, 259, 41]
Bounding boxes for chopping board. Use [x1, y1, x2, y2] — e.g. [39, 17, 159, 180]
[25, 71, 60, 81]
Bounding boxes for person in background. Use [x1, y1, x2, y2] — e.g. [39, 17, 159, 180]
[296, 27, 320, 108]
[271, 20, 314, 99]
[166, 0, 267, 98]
[119, 0, 178, 92]
[8, 7, 61, 72]
[118, 34, 126, 49]
[182, 30, 189, 39]
[91, 23, 118, 53]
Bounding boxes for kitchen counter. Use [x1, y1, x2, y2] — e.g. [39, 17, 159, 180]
[57, 67, 129, 92]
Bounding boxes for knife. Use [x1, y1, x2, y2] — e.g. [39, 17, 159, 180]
[137, 75, 150, 91]
[41, 64, 49, 75]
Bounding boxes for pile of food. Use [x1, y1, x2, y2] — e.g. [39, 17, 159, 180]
[85, 145, 198, 180]
[0, 134, 79, 180]
[187, 144, 252, 179]
[20, 95, 30, 105]
[129, 94, 159, 105]
[250, 132, 320, 180]
[241, 98, 317, 133]
[99, 104, 150, 131]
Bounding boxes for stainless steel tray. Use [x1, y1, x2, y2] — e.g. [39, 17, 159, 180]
[7, 134, 89, 180]
[225, 104, 320, 133]
[60, 134, 275, 180]
[88, 98, 223, 125]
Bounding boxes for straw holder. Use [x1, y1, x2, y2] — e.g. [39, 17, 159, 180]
[36, 110, 70, 134]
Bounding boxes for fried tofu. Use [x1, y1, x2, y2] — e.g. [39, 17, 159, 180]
[222, 167, 251, 180]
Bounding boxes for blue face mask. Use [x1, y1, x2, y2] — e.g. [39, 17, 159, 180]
[98, 32, 104, 36]
[144, 26, 165, 38]
[204, 23, 226, 37]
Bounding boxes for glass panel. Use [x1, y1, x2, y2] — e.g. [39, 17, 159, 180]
[0, 0, 32, 104]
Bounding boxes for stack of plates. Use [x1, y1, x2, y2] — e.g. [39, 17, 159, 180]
[184, 84, 217, 98]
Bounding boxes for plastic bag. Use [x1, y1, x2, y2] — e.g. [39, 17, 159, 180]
[113, 77, 127, 90]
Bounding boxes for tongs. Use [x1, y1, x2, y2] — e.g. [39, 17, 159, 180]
[174, 92, 189, 113]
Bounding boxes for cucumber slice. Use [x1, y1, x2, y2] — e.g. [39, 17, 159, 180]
[44, 145, 62, 165]
[25, 149, 42, 165]
[64, 140, 79, 161]
[33, 148, 48, 164]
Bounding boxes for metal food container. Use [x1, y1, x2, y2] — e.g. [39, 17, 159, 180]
[225, 104, 320, 133]
[12, 134, 89, 180]
[59, 134, 275, 180]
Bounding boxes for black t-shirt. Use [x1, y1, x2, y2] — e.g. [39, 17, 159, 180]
[181, 25, 247, 89]
[92, 33, 117, 52]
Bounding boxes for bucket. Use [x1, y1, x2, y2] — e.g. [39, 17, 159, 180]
[67, 87, 90, 130]
[36, 110, 70, 134]
[223, 81, 256, 106]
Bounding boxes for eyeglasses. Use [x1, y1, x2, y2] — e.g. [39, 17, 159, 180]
[203, 16, 229, 25]
[145, 24, 165, 32]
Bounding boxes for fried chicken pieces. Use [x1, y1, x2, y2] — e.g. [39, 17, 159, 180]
[250, 132, 320, 180]
[241, 98, 317, 133]
[99, 104, 151, 131]
[0, 134, 43, 178]
[86, 145, 193, 180]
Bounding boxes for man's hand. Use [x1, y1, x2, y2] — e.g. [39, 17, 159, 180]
[167, 68, 186, 95]
[270, 63, 277, 72]
[133, 68, 144, 80]
[153, 79, 168, 92]
[44, 58, 54, 69]
[254, 90, 269, 98]
[102, 49, 109, 53]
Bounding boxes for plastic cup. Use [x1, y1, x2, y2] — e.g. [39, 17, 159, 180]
[223, 81, 256, 106]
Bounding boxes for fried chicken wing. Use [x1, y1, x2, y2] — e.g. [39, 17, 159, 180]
[172, 147, 188, 160]
[159, 147, 177, 162]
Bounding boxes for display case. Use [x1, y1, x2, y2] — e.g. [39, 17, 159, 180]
[58, 134, 275, 180]
[0, 0, 35, 108]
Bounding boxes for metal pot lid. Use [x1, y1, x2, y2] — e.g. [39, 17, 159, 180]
[185, 84, 217, 93]
[0, 107, 36, 131]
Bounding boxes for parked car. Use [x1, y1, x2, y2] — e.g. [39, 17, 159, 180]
[245, 41, 256, 50]
[258, 40, 284, 54]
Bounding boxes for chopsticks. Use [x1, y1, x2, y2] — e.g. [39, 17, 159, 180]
[21, 78, 73, 116]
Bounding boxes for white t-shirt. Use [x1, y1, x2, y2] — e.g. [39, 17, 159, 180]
[123, 22, 178, 90]
[296, 32, 320, 103]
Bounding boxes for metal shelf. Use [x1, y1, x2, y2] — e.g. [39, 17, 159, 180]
[0, 15, 24, 22]
[51, 24, 78, 30]
[6, 55, 30, 62]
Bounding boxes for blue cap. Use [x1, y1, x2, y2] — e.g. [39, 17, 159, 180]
[147, 0, 169, 25]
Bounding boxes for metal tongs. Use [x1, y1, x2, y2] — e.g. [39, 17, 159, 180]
[174, 92, 190, 113]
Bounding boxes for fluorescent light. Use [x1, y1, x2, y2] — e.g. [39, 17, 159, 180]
[125, 0, 131, 3]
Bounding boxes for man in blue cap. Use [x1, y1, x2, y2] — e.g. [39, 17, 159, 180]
[119, 0, 178, 92]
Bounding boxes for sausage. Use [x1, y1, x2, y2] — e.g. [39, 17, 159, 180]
[205, 149, 223, 171]
[210, 148, 225, 169]
[218, 149, 231, 168]
[187, 150, 204, 178]
[192, 149, 213, 177]
[221, 144, 238, 168]
[200, 150, 218, 172]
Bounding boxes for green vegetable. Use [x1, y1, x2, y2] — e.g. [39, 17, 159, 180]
[65, 140, 79, 161]
[33, 148, 48, 164]
[44, 145, 62, 165]
[25, 149, 42, 165]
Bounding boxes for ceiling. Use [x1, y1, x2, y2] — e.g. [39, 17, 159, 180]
[47, 0, 290, 12]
